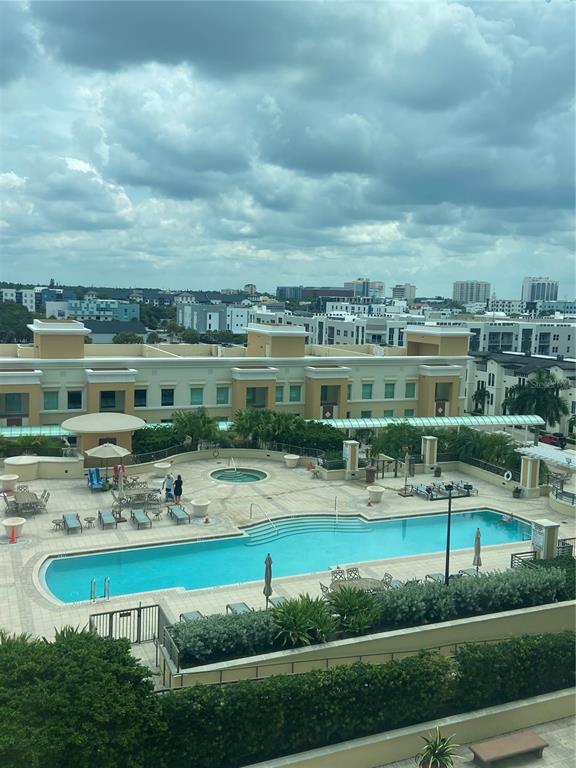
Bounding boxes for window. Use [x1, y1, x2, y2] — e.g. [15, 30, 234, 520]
[289, 385, 301, 402]
[435, 382, 451, 400]
[100, 391, 117, 411]
[190, 388, 203, 406]
[360, 410, 372, 418]
[134, 389, 147, 407]
[275, 386, 284, 403]
[404, 408, 415, 417]
[67, 390, 82, 410]
[161, 388, 174, 407]
[216, 386, 229, 405]
[383, 409, 394, 417]
[347, 384, 352, 400]
[488, 373, 495, 386]
[404, 382, 416, 399]
[361, 383, 373, 400]
[384, 383, 395, 399]
[43, 391, 59, 410]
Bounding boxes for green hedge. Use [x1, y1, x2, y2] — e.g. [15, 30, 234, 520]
[526, 557, 575, 602]
[156, 633, 575, 768]
[169, 566, 570, 667]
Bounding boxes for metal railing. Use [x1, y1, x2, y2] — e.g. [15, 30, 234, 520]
[552, 487, 576, 506]
[89, 604, 161, 644]
[461, 456, 521, 482]
[557, 538, 575, 557]
[510, 551, 537, 568]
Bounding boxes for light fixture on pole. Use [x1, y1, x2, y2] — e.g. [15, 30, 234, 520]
[444, 483, 454, 586]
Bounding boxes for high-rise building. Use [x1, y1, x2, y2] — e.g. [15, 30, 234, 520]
[392, 284, 416, 302]
[521, 277, 559, 302]
[452, 281, 491, 305]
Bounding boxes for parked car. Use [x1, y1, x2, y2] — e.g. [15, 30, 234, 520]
[539, 433, 567, 448]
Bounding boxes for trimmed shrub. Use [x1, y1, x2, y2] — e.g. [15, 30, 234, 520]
[528, 557, 575, 601]
[454, 631, 576, 711]
[169, 611, 275, 667]
[157, 652, 453, 768]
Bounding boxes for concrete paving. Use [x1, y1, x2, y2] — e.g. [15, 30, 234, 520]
[0, 457, 573, 640]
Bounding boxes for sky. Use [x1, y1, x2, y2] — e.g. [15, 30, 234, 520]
[0, 0, 575, 297]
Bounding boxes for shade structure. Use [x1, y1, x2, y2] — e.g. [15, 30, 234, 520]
[263, 553, 273, 608]
[473, 528, 482, 573]
[85, 443, 131, 480]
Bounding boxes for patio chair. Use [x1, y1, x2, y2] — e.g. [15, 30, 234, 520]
[319, 583, 331, 598]
[268, 596, 287, 608]
[131, 509, 152, 529]
[87, 468, 104, 491]
[389, 579, 404, 589]
[98, 509, 118, 529]
[331, 567, 346, 582]
[167, 505, 191, 524]
[179, 610, 204, 622]
[38, 491, 50, 512]
[62, 513, 83, 534]
[380, 572, 393, 586]
[226, 602, 253, 615]
[346, 567, 361, 580]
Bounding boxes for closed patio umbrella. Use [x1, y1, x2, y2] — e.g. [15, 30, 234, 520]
[473, 528, 482, 573]
[85, 443, 131, 481]
[263, 553, 273, 608]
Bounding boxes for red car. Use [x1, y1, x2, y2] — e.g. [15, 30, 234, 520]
[539, 433, 567, 448]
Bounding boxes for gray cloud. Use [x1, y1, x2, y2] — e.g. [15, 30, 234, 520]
[0, 0, 573, 296]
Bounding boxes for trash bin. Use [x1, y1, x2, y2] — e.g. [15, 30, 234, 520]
[365, 466, 376, 484]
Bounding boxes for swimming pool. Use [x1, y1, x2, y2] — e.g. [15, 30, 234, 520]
[42, 510, 531, 603]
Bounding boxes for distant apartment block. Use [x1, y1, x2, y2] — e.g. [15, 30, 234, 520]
[176, 303, 250, 334]
[521, 277, 559, 302]
[452, 281, 491, 305]
[44, 299, 140, 323]
[391, 284, 416, 301]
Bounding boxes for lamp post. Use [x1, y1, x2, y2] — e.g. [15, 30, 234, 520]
[444, 483, 454, 586]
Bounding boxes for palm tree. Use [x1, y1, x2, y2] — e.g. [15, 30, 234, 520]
[503, 370, 570, 428]
[471, 386, 489, 414]
[172, 408, 219, 448]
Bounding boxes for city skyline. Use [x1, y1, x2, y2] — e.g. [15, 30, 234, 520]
[1, 1, 574, 295]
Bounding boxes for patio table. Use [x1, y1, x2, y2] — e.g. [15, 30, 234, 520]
[330, 577, 390, 593]
[14, 491, 40, 514]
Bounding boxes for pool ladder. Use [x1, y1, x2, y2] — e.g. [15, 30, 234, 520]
[90, 577, 111, 602]
[249, 503, 278, 535]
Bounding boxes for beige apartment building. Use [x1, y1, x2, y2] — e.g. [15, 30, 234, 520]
[0, 321, 471, 445]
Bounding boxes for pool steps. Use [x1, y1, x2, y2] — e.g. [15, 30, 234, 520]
[245, 516, 369, 546]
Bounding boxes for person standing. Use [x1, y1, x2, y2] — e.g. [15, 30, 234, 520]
[163, 472, 175, 501]
[174, 474, 183, 504]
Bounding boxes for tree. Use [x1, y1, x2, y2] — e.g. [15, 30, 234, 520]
[0, 301, 33, 343]
[180, 329, 200, 344]
[369, 423, 424, 459]
[0, 627, 163, 768]
[112, 332, 144, 344]
[503, 370, 570, 428]
[147, 331, 161, 344]
[471, 386, 489, 414]
[172, 408, 220, 448]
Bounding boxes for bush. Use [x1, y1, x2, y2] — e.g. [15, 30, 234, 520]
[454, 631, 575, 711]
[155, 633, 575, 768]
[527, 557, 575, 601]
[170, 568, 570, 667]
[169, 611, 275, 668]
[156, 652, 453, 768]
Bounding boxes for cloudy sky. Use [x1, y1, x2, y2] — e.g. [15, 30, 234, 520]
[1, 1, 574, 297]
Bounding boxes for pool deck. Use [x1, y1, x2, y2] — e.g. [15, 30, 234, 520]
[0, 458, 574, 640]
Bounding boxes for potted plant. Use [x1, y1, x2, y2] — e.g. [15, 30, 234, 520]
[416, 728, 460, 768]
[433, 465, 442, 478]
[512, 486, 522, 499]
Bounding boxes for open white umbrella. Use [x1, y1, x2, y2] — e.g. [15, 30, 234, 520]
[473, 528, 482, 574]
[85, 443, 131, 481]
[263, 553, 273, 608]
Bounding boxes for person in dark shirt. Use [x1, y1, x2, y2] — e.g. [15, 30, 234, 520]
[174, 474, 183, 504]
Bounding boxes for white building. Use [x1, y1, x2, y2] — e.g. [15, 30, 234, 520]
[0, 289, 16, 303]
[522, 277, 559, 302]
[391, 284, 416, 301]
[452, 281, 490, 305]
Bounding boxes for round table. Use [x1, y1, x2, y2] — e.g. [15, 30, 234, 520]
[1, 517, 26, 541]
[84, 517, 96, 529]
[0, 474, 19, 493]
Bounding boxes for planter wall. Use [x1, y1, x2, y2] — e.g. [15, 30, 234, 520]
[245, 689, 575, 768]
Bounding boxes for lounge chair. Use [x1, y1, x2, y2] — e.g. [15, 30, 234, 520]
[425, 572, 445, 584]
[458, 568, 481, 578]
[226, 602, 253, 615]
[87, 467, 104, 491]
[179, 610, 204, 622]
[62, 513, 83, 534]
[131, 509, 152, 529]
[268, 596, 287, 608]
[98, 509, 118, 529]
[389, 579, 404, 589]
[167, 504, 191, 524]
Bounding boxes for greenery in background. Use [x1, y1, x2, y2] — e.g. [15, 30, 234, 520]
[0, 627, 162, 768]
[231, 409, 344, 452]
[131, 424, 177, 455]
[168, 566, 571, 667]
[112, 331, 144, 343]
[156, 633, 574, 768]
[503, 370, 570, 428]
[0, 435, 66, 458]
[369, 424, 522, 472]
[172, 408, 221, 448]
[0, 301, 35, 343]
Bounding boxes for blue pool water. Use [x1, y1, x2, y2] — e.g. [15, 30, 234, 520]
[42, 510, 531, 603]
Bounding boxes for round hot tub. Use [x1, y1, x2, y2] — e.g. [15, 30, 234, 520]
[211, 468, 267, 483]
